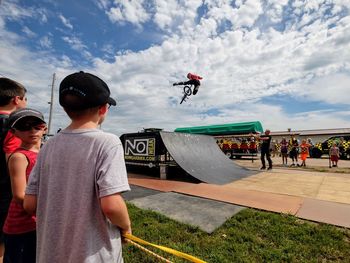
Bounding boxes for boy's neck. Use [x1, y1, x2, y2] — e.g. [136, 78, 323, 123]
[67, 120, 100, 130]
[21, 141, 41, 152]
[0, 105, 17, 114]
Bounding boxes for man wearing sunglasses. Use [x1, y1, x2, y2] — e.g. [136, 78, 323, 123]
[0, 78, 27, 262]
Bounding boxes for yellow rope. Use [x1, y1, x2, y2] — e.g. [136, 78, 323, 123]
[127, 239, 173, 263]
[124, 233, 207, 263]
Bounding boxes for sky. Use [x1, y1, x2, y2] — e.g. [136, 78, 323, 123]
[0, 0, 350, 136]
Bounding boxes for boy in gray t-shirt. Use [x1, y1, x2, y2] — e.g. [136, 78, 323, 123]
[24, 71, 131, 263]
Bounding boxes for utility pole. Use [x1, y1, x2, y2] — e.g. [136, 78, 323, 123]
[47, 73, 55, 135]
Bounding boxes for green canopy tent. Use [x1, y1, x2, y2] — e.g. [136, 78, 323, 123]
[174, 121, 263, 136]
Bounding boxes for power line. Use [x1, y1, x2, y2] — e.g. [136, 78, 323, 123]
[47, 73, 56, 135]
[25, 89, 49, 102]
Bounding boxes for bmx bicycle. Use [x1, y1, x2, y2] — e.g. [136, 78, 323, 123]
[179, 85, 193, 104]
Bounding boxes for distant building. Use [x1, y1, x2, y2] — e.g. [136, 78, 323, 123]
[270, 128, 350, 143]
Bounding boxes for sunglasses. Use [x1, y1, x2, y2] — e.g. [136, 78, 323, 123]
[14, 123, 46, 132]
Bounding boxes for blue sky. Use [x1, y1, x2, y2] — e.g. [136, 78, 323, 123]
[0, 0, 350, 135]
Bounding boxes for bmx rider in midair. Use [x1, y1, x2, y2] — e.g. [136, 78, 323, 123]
[173, 73, 203, 95]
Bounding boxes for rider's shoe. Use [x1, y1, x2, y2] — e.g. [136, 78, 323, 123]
[193, 86, 199, 95]
[173, 83, 178, 86]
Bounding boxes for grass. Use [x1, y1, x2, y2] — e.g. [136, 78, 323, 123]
[123, 204, 350, 263]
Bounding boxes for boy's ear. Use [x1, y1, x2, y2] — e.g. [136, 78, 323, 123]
[98, 104, 108, 115]
[12, 96, 20, 105]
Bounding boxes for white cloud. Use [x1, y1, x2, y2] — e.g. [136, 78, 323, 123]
[106, 0, 150, 26]
[96, 0, 111, 10]
[299, 73, 350, 105]
[40, 13, 48, 23]
[0, 2, 49, 28]
[204, 0, 263, 31]
[260, 106, 350, 131]
[59, 14, 73, 30]
[0, 28, 71, 132]
[22, 26, 36, 38]
[39, 36, 52, 48]
[36, 8, 49, 24]
[1, 0, 350, 135]
[62, 36, 92, 58]
[333, 0, 350, 10]
[101, 43, 116, 60]
[265, 0, 289, 23]
[59, 55, 74, 68]
[0, 1, 34, 21]
[153, 0, 202, 33]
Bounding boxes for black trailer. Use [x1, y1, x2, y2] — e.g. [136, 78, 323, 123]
[119, 129, 175, 179]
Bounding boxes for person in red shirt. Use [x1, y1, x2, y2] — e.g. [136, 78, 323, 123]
[0, 78, 27, 262]
[173, 73, 203, 95]
[3, 108, 46, 263]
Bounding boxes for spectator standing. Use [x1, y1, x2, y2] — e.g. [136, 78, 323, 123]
[24, 71, 131, 263]
[307, 138, 314, 158]
[289, 136, 299, 166]
[255, 129, 273, 170]
[329, 142, 340, 167]
[0, 78, 27, 262]
[240, 138, 248, 154]
[249, 136, 257, 154]
[299, 139, 311, 167]
[280, 137, 289, 166]
[3, 108, 46, 263]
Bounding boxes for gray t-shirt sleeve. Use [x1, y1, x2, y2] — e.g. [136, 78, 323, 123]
[96, 141, 130, 198]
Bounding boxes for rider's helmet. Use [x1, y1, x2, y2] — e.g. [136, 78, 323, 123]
[187, 73, 192, 79]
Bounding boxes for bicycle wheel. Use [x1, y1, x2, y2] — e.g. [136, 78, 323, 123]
[183, 86, 192, 96]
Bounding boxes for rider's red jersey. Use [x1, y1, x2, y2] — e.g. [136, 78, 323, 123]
[187, 73, 202, 81]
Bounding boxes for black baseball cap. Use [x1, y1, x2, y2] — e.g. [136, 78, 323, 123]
[9, 108, 46, 128]
[59, 71, 117, 110]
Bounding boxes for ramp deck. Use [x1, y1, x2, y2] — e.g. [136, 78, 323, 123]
[160, 131, 256, 184]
